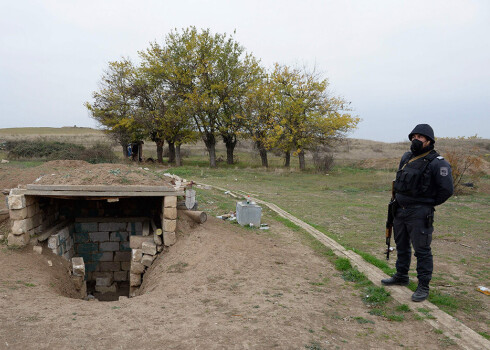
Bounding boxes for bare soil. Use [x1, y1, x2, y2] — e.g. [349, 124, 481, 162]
[0, 161, 478, 349]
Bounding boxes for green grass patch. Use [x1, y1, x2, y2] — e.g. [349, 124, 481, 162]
[334, 258, 351, 271]
[362, 285, 390, 306]
[477, 331, 489, 340]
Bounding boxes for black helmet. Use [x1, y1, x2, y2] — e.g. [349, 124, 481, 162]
[408, 124, 435, 144]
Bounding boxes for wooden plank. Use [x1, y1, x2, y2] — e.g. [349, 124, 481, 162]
[37, 219, 72, 242]
[26, 184, 175, 192]
[23, 190, 184, 197]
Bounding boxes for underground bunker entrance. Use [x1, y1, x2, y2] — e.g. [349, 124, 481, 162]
[53, 196, 163, 301]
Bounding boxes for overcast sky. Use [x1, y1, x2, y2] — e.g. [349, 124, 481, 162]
[1, 0, 489, 142]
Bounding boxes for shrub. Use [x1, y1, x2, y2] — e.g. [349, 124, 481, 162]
[6, 139, 116, 163]
[444, 147, 484, 194]
[311, 146, 334, 172]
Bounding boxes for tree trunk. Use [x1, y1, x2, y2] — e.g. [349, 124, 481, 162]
[175, 144, 182, 167]
[168, 142, 176, 164]
[284, 151, 291, 167]
[222, 135, 237, 165]
[204, 134, 217, 168]
[255, 141, 268, 167]
[298, 149, 306, 170]
[156, 140, 164, 163]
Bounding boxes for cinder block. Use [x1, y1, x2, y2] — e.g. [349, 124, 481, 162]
[110, 231, 129, 242]
[31, 213, 42, 228]
[163, 219, 177, 233]
[127, 222, 143, 233]
[130, 261, 145, 274]
[99, 222, 127, 232]
[141, 254, 155, 267]
[74, 232, 90, 243]
[89, 232, 109, 242]
[27, 202, 39, 218]
[48, 235, 59, 249]
[99, 242, 120, 252]
[96, 252, 114, 262]
[9, 208, 28, 220]
[72, 257, 86, 277]
[95, 283, 117, 293]
[92, 271, 113, 279]
[164, 207, 178, 220]
[75, 222, 98, 233]
[8, 233, 29, 246]
[132, 249, 143, 262]
[76, 242, 99, 254]
[164, 196, 177, 208]
[141, 242, 157, 256]
[129, 235, 154, 249]
[8, 195, 26, 210]
[114, 271, 128, 282]
[99, 262, 120, 272]
[163, 231, 176, 246]
[96, 276, 113, 287]
[120, 241, 131, 252]
[11, 219, 28, 235]
[130, 273, 141, 287]
[114, 251, 131, 262]
[121, 261, 131, 271]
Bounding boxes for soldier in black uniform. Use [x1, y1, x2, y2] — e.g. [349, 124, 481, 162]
[381, 124, 454, 302]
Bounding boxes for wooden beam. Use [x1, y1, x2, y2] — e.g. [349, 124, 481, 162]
[23, 190, 184, 197]
[26, 184, 176, 192]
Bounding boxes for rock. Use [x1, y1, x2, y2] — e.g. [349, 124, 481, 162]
[33, 246, 42, 254]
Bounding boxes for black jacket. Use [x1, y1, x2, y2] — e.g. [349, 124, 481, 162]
[395, 150, 454, 207]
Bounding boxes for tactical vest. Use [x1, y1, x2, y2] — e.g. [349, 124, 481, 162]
[394, 151, 439, 198]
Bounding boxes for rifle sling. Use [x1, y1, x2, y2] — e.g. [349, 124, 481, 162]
[400, 150, 432, 170]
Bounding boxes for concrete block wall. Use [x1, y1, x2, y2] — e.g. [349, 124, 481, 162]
[74, 218, 144, 282]
[7, 190, 58, 247]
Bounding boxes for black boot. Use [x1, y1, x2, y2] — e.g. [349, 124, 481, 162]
[381, 273, 409, 286]
[412, 282, 430, 302]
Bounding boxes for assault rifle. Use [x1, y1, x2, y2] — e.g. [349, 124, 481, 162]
[385, 180, 396, 260]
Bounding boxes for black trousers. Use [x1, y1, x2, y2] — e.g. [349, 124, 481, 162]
[393, 205, 434, 283]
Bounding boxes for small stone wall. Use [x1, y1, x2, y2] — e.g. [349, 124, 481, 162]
[7, 189, 58, 246]
[74, 218, 141, 283]
[48, 223, 75, 260]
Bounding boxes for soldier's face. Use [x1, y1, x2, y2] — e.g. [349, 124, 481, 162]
[411, 134, 431, 148]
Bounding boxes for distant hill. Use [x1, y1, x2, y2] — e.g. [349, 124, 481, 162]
[0, 127, 103, 135]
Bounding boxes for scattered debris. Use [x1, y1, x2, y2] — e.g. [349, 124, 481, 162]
[217, 212, 236, 221]
[34, 176, 44, 182]
[33, 246, 42, 254]
[1, 159, 9, 164]
[477, 286, 490, 296]
[259, 224, 270, 230]
[47, 260, 53, 267]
